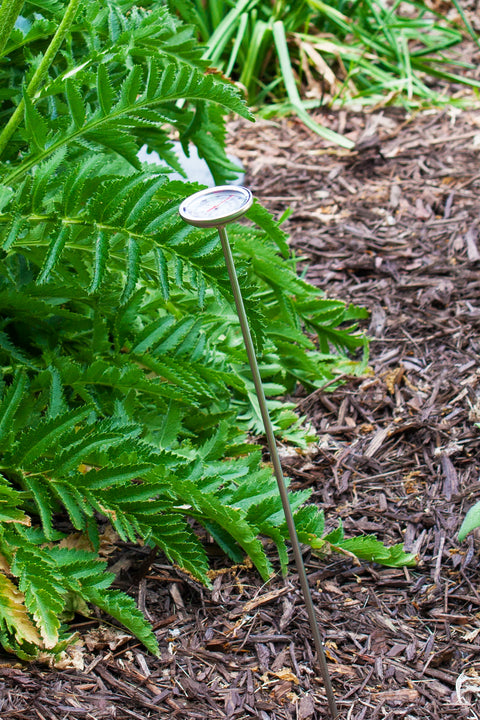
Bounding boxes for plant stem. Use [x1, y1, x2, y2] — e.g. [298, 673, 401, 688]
[0, 0, 83, 159]
[0, 0, 24, 57]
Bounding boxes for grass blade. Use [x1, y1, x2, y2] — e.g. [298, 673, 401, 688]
[204, 0, 258, 65]
[272, 20, 353, 149]
[450, 0, 480, 51]
[226, 12, 249, 77]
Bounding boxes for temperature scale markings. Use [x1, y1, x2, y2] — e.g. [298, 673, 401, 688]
[206, 194, 235, 213]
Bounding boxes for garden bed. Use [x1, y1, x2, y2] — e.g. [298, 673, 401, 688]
[2, 105, 480, 720]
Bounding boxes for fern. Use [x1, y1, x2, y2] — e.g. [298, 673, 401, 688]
[12, 545, 66, 648]
[0, 0, 415, 662]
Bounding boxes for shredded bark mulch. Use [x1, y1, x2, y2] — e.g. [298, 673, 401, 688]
[3, 101, 480, 719]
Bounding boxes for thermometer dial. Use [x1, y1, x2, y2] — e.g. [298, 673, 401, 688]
[179, 186, 253, 228]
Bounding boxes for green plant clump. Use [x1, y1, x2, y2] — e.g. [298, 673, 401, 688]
[170, 0, 480, 145]
[0, 0, 414, 659]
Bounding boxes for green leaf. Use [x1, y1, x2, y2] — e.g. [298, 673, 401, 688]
[119, 65, 143, 108]
[0, 371, 28, 443]
[0, 185, 13, 213]
[132, 316, 176, 354]
[65, 78, 86, 128]
[79, 464, 155, 490]
[2, 215, 23, 251]
[173, 479, 273, 580]
[272, 21, 353, 149]
[23, 475, 56, 540]
[121, 237, 140, 304]
[48, 366, 67, 419]
[84, 128, 142, 169]
[246, 200, 289, 258]
[33, 152, 73, 212]
[0, 331, 33, 366]
[147, 513, 210, 583]
[154, 248, 170, 300]
[458, 500, 480, 542]
[15, 408, 91, 466]
[334, 536, 417, 567]
[293, 505, 325, 538]
[97, 64, 114, 115]
[0, 483, 30, 525]
[37, 225, 70, 284]
[22, 89, 47, 151]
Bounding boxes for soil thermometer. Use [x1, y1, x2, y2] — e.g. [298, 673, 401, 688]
[179, 186, 338, 720]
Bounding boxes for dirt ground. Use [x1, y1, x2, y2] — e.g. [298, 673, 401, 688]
[3, 84, 480, 720]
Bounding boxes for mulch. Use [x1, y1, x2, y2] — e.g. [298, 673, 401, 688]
[3, 92, 480, 720]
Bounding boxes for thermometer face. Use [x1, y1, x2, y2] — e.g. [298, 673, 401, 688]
[179, 186, 253, 228]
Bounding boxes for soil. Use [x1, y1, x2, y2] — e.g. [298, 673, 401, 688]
[3, 69, 480, 720]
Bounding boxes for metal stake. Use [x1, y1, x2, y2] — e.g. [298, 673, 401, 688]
[217, 224, 339, 720]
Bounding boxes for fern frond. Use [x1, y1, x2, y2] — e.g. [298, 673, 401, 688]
[246, 200, 290, 258]
[143, 514, 210, 584]
[57, 358, 198, 409]
[4, 58, 252, 185]
[13, 408, 91, 466]
[0, 196, 266, 343]
[136, 355, 219, 402]
[12, 546, 64, 648]
[77, 464, 157, 491]
[170, 478, 273, 581]
[47, 548, 114, 591]
[87, 588, 159, 656]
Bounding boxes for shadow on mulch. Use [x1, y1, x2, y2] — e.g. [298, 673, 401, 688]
[3, 106, 480, 719]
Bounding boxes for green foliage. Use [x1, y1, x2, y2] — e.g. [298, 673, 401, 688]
[169, 0, 480, 144]
[294, 514, 416, 567]
[0, 0, 411, 659]
[458, 500, 480, 542]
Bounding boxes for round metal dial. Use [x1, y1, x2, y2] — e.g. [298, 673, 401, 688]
[179, 186, 253, 228]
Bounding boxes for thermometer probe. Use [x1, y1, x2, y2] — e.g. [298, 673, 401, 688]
[179, 186, 338, 719]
